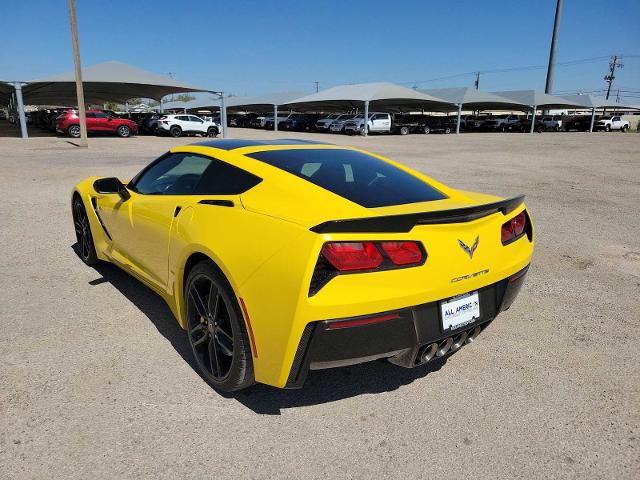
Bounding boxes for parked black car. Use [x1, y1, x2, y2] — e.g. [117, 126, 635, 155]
[564, 115, 595, 131]
[418, 116, 456, 134]
[281, 113, 321, 131]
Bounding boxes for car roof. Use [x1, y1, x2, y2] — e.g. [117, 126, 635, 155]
[189, 138, 329, 151]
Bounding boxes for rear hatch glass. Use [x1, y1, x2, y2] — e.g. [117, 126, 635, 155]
[246, 148, 447, 208]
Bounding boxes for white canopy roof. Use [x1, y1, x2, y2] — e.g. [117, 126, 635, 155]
[491, 90, 586, 108]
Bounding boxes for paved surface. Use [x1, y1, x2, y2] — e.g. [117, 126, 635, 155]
[1, 126, 638, 479]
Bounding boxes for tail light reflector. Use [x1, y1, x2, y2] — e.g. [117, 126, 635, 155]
[321, 242, 382, 271]
[326, 312, 400, 330]
[501, 210, 528, 244]
[379, 241, 423, 265]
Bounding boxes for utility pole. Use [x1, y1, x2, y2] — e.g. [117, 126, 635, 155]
[545, 0, 563, 94]
[68, 0, 87, 147]
[604, 55, 623, 99]
[474, 72, 480, 90]
[314, 81, 319, 93]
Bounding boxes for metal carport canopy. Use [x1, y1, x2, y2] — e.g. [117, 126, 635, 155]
[21, 61, 211, 105]
[491, 90, 587, 133]
[559, 94, 635, 109]
[419, 87, 530, 134]
[282, 82, 454, 112]
[226, 91, 310, 112]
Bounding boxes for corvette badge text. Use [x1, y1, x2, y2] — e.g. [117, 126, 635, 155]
[451, 269, 489, 283]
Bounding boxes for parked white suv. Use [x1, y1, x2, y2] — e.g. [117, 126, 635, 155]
[157, 114, 220, 137]
[343, 112, 392, 135]
[541, 116, 563, 131]
[593, 116, 630, 132]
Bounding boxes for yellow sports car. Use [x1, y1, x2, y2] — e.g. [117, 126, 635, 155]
[72, 139, 534, 391]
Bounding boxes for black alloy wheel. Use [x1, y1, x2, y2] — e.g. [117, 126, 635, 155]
[207, 127, 218, 137]
[170, 126, 182, 137]
[185, 261, 254, 391]
[72, 197, 98, 265]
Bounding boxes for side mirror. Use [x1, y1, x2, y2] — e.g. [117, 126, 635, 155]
[93, 177, 130, 201]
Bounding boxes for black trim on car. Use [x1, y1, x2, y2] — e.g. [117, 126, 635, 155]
[90, 197, 112, 240]
[310, 195, 526, 233]
[198, 199, 234, 207]
[285, 266, 529, 388]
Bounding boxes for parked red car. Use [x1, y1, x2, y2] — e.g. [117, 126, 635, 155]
[56, 110, 138, 138]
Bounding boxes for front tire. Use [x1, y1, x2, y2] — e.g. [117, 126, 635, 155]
[399, 126, 410, 135]
[621, 125, 628, 133]
[422, 126, 431, 134]
[207, 127, 218, 137]
[117, 125, 131, 137]
[72, 197, 99, 265]
[185, 261, 254, 392]
[605, 125, 611, 132]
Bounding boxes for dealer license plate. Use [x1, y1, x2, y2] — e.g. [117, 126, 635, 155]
[440, 291, 480, 331]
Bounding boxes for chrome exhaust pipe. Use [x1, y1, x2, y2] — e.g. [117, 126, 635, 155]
[450, 331, 468, 352]
[419, 343, 438, 363]
[466, 325, 481, 344]
[436, 337, 453, 357]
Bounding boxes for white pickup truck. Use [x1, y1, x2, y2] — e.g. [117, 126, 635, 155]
[541, 116, 563, 132]
[343, 112, 392, 135]
[593, 116, 630, 132]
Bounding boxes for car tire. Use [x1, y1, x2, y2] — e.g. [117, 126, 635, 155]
[170, 126, 182, 137]
[68, 125, 81, 138]
[422, 126, 431, 134]
[185, 260, 255, 392]
[72, 197, 99, 266]
[399, 126, 410, 136]
[621, 125, 628, 133]
[117, 125, 131, 138]
[207, 127, 218, 137]
[605, 125, 611, 132]
[444, 127, 451, 134]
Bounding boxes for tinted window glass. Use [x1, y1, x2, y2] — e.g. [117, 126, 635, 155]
[94, 112, 108, 119]
[194, 159, 262, 195]
[85, 112, 96, 118]
[132, 153, 211, 195]
[190, 116, 203, 123]
[247, 149, 446, 208]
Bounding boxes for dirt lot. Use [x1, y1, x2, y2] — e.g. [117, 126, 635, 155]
[1, 126, 638, 479]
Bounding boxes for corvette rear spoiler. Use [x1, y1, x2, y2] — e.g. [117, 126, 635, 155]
[310, 195, 525, 234]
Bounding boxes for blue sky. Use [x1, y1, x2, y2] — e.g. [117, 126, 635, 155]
[1, 0, 639, 101]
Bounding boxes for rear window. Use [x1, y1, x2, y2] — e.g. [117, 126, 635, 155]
[247, 149, 446, 208]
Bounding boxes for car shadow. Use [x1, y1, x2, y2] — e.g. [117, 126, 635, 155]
[75, 244, 447, 415]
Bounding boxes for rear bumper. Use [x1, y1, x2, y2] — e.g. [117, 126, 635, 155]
[285, 265, 529, 388]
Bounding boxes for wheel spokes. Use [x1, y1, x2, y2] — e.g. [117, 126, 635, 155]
[208, 337, 221, 377]
[208, 283, 220, 320]
[189, 283, 209, 320]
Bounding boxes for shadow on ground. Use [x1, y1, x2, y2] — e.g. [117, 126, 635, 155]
[79, 246, 446, 415]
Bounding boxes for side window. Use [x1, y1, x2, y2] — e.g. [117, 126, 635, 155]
[85, 112, 96, 118]
[613, 116, 620, 122]
[176, 115, 188, 121]
[190, 116, 204, 123]
[132, 153, 211, 195]
[95, 112, 108, 119]
[194, 158, 262, 195]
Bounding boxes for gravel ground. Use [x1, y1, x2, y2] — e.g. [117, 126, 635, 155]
[0, 127, 638, 479]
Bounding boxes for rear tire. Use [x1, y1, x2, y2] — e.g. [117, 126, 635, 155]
[444, 127, 451, 134]
[68, 125, 81, 138]
[605, 125, 611, 132]
[422, 126, 431, 134]
[621, 125, 628, 133]
[117, 125, 131, 138]
[399, 126, 409, 135]
[185, 260, 255, 392]
[170, 126, 182, 137]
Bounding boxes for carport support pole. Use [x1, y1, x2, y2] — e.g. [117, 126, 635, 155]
[589, 107, 596, 133]
[219, 93, 228, 138]
[68, 0, 88, 147]
[529, 105, 537, 133]
[273, 104, 278, 132]
[13, 83, 28, 138]
[363, 100, 369, 137]
[455, 103, 462, 134]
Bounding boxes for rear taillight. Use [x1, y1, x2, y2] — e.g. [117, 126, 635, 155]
[501, 210, 529, 244]
[321, 242, 382, 271]
[379, 241, 423, 265]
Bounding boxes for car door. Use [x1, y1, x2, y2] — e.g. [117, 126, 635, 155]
[189, 115, 206, 133]
[98, 152, 212, 288]
[84, 112, 98, 132]
[93, 111, 111, 131]
[612, 116, 621, 129]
